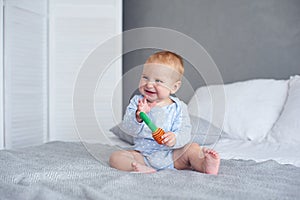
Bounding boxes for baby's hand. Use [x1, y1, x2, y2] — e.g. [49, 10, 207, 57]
[136, 97, 156, 122]
[161, 132, 176, 147]
[138, 97, 154, 113]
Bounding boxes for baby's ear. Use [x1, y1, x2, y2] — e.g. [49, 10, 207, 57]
[170, 81, 181, 94]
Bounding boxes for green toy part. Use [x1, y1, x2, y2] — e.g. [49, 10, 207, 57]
[139, 112, 158, 132]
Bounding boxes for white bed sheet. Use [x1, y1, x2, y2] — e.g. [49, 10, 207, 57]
[209, 138, 300, 167]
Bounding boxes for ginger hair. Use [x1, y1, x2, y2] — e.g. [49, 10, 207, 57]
[145, 51, 184, 78]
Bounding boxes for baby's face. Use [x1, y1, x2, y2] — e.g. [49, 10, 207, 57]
[138, 63, 181, 104]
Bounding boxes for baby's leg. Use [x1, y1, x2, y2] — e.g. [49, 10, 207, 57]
[109, 150, 156, 173]
[173, 143, 220, 175]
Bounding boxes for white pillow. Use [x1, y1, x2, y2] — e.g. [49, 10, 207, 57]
[188, 79, 288, 142]
[267, 75, 300, 144]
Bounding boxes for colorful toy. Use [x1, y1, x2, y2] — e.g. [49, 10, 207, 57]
[139, 112, 165, 144]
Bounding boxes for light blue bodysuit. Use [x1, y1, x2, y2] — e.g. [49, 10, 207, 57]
[121, 95, 192, 170]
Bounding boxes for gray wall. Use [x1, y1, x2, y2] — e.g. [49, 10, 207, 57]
[123, 0, 300, 110]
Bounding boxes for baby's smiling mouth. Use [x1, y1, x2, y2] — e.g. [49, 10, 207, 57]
[145, 89, 156, 94]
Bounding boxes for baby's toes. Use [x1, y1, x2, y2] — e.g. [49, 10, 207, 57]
[210, 150, 219, 159]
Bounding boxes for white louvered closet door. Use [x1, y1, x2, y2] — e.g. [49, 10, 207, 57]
[0, 0, 4, 149]
[4, 0, 48, 148]
[49, 0, 122, 142]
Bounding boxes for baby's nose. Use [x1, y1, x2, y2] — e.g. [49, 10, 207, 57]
[146, 81, 155, 87]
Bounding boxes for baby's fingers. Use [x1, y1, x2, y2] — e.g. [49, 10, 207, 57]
[162, 132, 176, 147]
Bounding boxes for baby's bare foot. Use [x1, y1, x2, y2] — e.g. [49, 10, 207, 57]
[131, 162, 156, 174]
[202, 147, 220, 175]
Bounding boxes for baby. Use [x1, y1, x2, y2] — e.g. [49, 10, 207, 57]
[109, 51, 220, 174]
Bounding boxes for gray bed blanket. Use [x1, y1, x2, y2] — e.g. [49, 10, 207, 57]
[0, 141, 299, 200]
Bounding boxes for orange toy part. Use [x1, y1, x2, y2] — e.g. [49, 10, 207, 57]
[152, 128, 165, 144]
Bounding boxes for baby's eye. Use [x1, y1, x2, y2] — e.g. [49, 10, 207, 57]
[142, 76, 148, 80]
[155, 79, 164, 83]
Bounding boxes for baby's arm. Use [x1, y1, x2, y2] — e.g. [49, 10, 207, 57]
[170, 102, 192, 148]
[121, 95, 157, 136]
[121, 96, 144, 136]
[157, 102, 191, 148]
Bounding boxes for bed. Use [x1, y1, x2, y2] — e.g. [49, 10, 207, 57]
[0, 141, 299, 200]
[1, 76, 300, 199]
